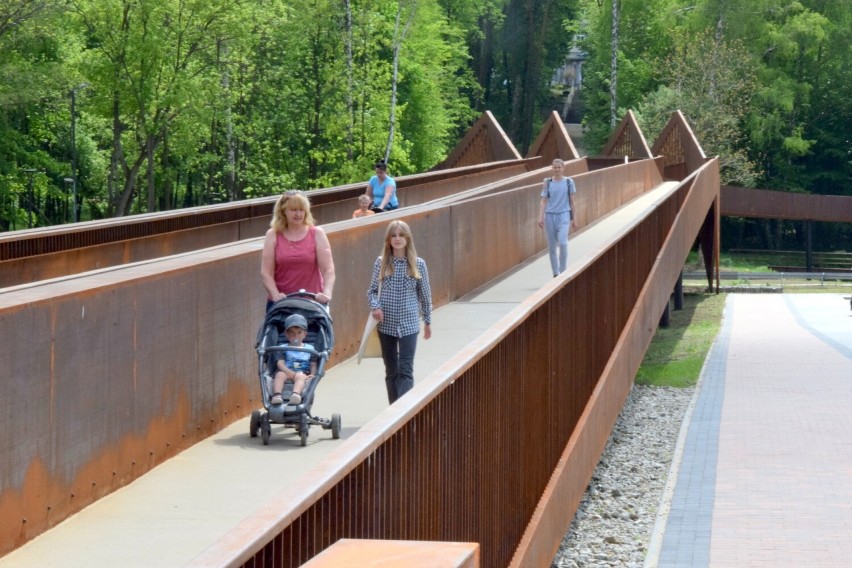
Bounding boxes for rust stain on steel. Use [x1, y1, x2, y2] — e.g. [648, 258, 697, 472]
[0, 377, 251, 556]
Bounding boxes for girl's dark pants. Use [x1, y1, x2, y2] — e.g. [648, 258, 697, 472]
[378, 331, 418, 404]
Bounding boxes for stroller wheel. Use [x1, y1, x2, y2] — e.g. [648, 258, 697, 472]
[261, 414, 271, 446]
[249, 410, 261, 438]
[331, 413, 341, 439]
[299, 415, 308, 447]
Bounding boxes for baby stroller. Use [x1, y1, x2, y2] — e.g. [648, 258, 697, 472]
[250, 291, 341, 446]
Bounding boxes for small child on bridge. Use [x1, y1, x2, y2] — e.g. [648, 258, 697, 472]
[352, 194, 376, 219]
[270, 314, 317, 406]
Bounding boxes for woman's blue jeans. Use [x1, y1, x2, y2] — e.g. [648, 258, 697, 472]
[378, 331, 419, 404]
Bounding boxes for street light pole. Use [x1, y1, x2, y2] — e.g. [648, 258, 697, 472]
[22, 168, 37, 229]
[70, 83, 89, 223]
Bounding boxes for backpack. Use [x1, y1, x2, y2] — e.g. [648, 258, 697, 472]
[545, 176, 574, 198]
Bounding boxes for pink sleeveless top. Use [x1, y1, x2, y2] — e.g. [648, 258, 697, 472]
[273, 226, 324, 297]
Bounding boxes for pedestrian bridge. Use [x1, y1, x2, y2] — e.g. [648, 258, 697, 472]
[2, 110, 721, 567]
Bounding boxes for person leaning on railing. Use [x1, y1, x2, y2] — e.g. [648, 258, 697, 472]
[366, 160, 399, 213]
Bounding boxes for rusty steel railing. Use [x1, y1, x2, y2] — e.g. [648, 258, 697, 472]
[189, 160, 720, 568]
[0, 160, 537, 288]
[0, 107, 732, 565]
[0, 157, 666, 557]
[720, 185, 852, 223]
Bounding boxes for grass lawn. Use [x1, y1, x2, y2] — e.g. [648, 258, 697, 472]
[637, 251, 851, 388]
[635, 291, 725, 388]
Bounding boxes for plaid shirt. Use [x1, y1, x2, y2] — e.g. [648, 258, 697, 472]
[367, 256, 432, 338]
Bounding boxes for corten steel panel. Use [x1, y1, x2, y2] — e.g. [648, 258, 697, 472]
[399, 164, 534, 208]
[512, 162, 720, 567]
[1, 187, 524, 552]
[450, 189, 545, 295]
[0, 163, 535, 289]
[303, 539, 479, 567]
[526, 111, 581, 164]
[188, 168, 718, 568]
[0, 224, 245, 289]
[435, 111, 521, 170]
[573, 160, 664, 227]
[602, 110, 653, 159]
[2, 162, 535, 262]
[0, 251, 264, 554]
[651, 111, 708, 181]
[720, 185, 852, 223]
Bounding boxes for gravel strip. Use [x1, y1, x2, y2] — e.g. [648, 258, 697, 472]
[551, 384, 696, 568]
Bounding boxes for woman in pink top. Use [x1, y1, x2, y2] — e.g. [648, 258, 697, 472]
[261, 191, 335, 311]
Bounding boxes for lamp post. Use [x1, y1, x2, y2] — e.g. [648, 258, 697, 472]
[22, 168, 37, 229]
[63, 177, 74, 223]
[69, 82, 89, 223]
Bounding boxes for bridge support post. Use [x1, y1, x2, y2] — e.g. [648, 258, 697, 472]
[660, 296, 672, 328]
[674, 273, 684, 311]
[806, 220, 813, 272]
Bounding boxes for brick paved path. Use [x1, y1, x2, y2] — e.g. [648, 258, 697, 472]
[655, 294, 852, 568]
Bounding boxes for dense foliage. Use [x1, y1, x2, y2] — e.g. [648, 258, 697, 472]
[1, 0, 849, 251]
[578, 0, 851, 250]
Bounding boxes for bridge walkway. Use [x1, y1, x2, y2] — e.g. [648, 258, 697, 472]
[0, 181, 682, 567]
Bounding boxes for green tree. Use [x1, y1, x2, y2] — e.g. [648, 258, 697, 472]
[576, 0, 681, 152]
[680, 0, 851, 250]
[0, 0, 80, 228]
[72, 0, 245, 215]
[636, 31, 760, 187]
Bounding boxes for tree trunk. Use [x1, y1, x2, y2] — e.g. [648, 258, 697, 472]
[161, 133, 172, 210]
[610, 0, 619, 127]
[220, 40, 237, 201]
[759, 218, 774, 250]
[110, 88, 146, 217]
[115, 154, 145, 216]
[146, 135, 156, 212]
[206, 115, 218, 205]
[475, 14, 495, 108]
[310, 40, 321, 180]
[385, 0, 417, 162]
[343, 0, 354, 159]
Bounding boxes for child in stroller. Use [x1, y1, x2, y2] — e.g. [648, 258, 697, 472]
[250, 292, 341, 446]
[270, 314, 316, 406]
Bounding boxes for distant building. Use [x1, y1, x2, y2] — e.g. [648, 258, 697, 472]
[552, 45, 587, 91]
[552, 40, 588, 123]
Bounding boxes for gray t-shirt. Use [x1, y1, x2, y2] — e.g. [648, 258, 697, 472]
[540, 177, 576, 214]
